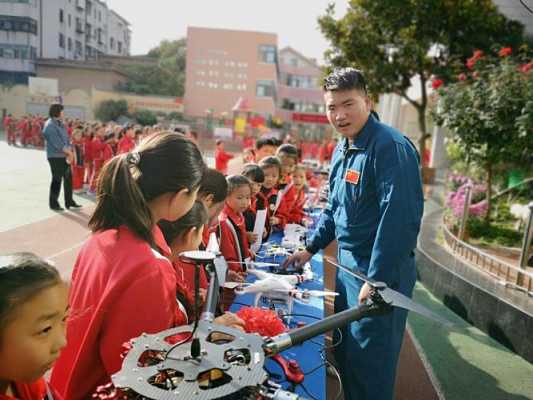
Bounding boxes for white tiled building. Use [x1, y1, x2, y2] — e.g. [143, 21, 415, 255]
[0, 0, 130, 83]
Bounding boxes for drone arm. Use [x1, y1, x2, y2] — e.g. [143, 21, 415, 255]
[201, 263, 219, 322]
[264, 302, 390, 355]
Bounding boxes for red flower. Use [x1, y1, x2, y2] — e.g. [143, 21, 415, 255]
[519, 61, 533, 74]
[473, 50, 484, 59]
[466, 57, 477, 70]
[432, 78, 444, 90]
[458, 73, 467, 81]
[498, 47, 512, 57]
[472, 71, 480, 80]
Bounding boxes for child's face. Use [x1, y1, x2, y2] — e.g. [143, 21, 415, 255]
[262, 166, 280, 190]
[292, 170, 306, 189]
[226, 185, 251, 214]
[208, 201, 225, 227]
[249, 180, 262, 196]
[279, 155, 296, 177]
[73, 132, 82, 141]
[0, 283, 68, 383]
[126, 129, 135, 139]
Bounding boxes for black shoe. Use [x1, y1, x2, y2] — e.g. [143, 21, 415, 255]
[66, 202, 82, 210]
[50, 205, 65, 211]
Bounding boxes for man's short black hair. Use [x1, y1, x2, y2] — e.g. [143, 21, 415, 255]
[323, 68, 367, 94]
[49, 103, 64, 118]
[255, 137, 276, 150]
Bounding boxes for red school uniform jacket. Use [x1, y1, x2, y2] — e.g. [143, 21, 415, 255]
[0, 379, 63, 400]
[215, 149, 234, 175]
[83, 137, 94, 162]
[50, 225, 187, 400]
[218, 204, 250, 273]
[281, 185, 306, 224]
[117, 135, 135, 154]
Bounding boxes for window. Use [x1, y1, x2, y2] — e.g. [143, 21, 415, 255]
[67, 37, 72, 51]
[118, 41, 122, 53]
[98, 11, 101, 21]
[287, 74, 314, 89]
[0, 16, 38, 34]
[258, 45, 277, 64]
[68, 14, 71, 27]
[86, 1, 92, 15]
[75, 40, 82, 56]
[110, 37, 114, 49]
[59, 33, 65, 48]
[223, 83, 233, 90]
[59, 9, 64, 23]
[256, 80, 275, 97]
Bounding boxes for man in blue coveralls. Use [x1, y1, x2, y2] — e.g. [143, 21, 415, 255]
[284, 68, 424, 400]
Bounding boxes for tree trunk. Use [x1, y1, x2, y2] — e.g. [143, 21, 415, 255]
[485, 161, 492, 223]
[417, 73, 429, 167]
[417, 108, 427, 167]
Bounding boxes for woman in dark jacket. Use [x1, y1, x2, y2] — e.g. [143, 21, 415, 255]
[42, 103, 81, 211]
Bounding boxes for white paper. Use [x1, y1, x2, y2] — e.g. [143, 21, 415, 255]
[214, 256, 228, 287]
[251, 209, 267, 253]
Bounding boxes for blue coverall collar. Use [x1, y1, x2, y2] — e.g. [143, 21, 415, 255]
[343, 113, 377, 151]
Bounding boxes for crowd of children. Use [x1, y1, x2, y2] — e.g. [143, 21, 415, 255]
[0, 124, 328, 399]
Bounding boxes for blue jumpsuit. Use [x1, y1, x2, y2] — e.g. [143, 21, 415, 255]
[307, 114, 424, 400]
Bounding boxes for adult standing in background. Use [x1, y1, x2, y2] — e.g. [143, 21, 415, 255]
[284, 68, 424, 400]
[42, 103, 81, 211]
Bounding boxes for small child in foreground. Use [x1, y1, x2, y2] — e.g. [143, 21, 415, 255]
[0, 252, 68, 400]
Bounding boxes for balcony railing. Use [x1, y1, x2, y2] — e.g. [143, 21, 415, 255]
[442, 222, 533, 296]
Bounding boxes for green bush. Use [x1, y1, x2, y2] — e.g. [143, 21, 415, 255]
[468, 218, 522, 247]
[132, 109, 157, 126]
[94, 99, 129, 122]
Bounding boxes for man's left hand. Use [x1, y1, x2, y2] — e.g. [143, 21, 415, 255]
[358, 282, 372, 305]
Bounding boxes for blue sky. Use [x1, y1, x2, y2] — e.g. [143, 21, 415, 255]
[106, 0, 349, 63]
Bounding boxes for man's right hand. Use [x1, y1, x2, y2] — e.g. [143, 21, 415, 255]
[282, 250, 313, 269]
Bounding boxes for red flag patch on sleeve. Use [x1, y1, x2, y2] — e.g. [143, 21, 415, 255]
[345, 169, 360, 185]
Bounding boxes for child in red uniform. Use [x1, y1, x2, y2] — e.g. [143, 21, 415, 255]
[159, 201, 209, 320]
[82, 127, 94, 186]
[258, 156, 289, 230]
[117, 126, 136, 154]
[214, 139, 234, 175]
[276, 144, 298, 186]
[241, 163, 267, 243]
[50, 132, 244, 400]
[102, 133, 115, 163]
[71, 129, 85, 192]
[0, 252, 68, 400]
[88, 127, 107, 193]
[219, 175, 252, 276]
[281, 165, 307, 225]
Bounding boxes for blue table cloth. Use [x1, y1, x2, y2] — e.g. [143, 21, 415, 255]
[229, 226, 326, 400]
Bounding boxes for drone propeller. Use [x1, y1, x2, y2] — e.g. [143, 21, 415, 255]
[305, 290, 339, 298]
[226, 261, 279, 268]
[324, 257, 452, 327]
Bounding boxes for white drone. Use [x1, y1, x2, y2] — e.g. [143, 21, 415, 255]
[225, 274, 337, 320]
[246, 262, 314, 285]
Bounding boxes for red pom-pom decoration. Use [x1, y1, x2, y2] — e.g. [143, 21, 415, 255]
[236, 307, 286, 337]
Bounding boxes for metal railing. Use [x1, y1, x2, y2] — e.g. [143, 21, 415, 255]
[442, 223, 533, 296]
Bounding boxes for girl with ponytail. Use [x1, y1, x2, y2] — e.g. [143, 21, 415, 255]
[49, 132, 224, 399]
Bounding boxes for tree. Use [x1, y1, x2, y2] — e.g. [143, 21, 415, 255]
[132, 109, 157, 126]
[94, 99, 129, 122]
[318, 0, 526, 165]
[121, 38, 186, 97]
[434, 49, 533, 220]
